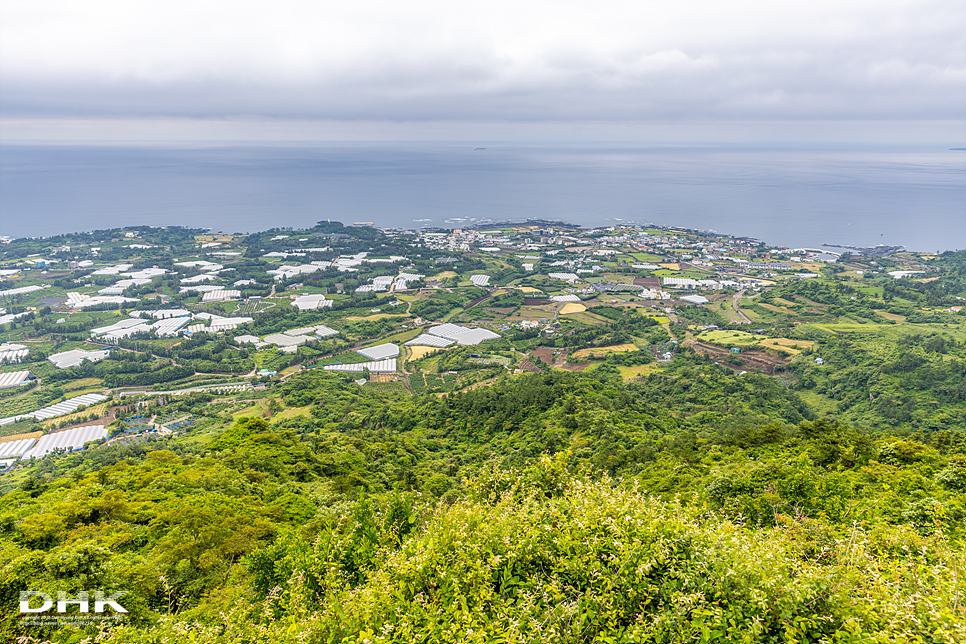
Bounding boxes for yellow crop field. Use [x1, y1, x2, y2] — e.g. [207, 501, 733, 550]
[195, 234, 240, 243]
[41, 403, 109, 429]
[560, 303, 587, 314]
[571, 343, 638, 359]
[618, 364, 659, 379]
[346, 313, 399, 321]
[759, 338, 815, 354]
[0, 430, 43, 443]
[877, 311, 907, 322]
[407, 345, 443, 360]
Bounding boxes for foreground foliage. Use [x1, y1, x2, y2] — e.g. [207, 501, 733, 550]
[1, 369, 964, 642]
[96, 464, 965, 643]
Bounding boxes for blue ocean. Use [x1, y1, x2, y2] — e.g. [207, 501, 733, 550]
[1, 142, 963, 251]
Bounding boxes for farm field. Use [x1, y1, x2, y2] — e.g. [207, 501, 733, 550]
[570, 343, 638, 359]
[758, 338, 815, 354]
[877, 311, 907, 322]
[406, 345, 443, 361]
[758, 302, 796, 315]
[616, 363, 659, 379]
[696, 329, 762, 347]
[559, 302, 587, 314]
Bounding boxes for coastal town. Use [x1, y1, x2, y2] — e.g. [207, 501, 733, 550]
[0, 220, 958, 471]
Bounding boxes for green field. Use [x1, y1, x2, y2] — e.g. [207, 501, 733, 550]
[629, 252, 664, 262]
[696, 329, 762, 347]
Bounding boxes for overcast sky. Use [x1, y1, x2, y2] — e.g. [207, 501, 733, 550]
[1, 0, 963, 141]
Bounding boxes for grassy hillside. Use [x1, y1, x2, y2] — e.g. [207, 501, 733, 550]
[1, 369, 964, 643]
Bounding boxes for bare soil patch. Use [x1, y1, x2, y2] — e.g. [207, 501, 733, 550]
[518, 359, 542, 372]
[531, 346, 566, 367]
[464, 293, 495, 309]
[690, 342, 790, 375]
[633, 277, 661, 289]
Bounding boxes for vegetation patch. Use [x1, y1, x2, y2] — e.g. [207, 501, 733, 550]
[758, 302, 796, 315]
[317, 350, 370, 365]
[345, 313, 402, 321]
[697, 329, 762, 347]
[571, 343, 639, 359]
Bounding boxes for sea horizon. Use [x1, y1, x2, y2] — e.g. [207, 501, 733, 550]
[2, 140, 964, 251]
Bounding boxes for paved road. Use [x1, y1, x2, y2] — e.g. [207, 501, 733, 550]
[732, 290, 752, 324]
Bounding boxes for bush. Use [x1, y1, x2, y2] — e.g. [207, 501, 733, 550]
[98, 469, 966, 644]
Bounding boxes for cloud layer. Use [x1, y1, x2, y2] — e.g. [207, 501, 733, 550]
[1, 0, 963, 126]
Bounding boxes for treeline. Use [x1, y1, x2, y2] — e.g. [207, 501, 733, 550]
[542, 309, 666, 351]
[42, 350, 194, 388]
[408, 287, 485, 320]
[790, 331, 966, 430]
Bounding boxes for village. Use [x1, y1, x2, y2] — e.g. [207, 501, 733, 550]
[0, 219, 955, 470]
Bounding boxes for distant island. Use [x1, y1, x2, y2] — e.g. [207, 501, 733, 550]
[822, 243, 906, 258]
[464, 218, 579, 231]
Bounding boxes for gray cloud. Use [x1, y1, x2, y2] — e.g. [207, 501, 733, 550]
[1, 0, 963, 130]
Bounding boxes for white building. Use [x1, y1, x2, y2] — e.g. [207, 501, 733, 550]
[201, 290, 241, 302]
[0, 370, 33, 389]
[357, 343, 400, 360]
[0, 343, 30, 364]
[323, 358, 397, 373]
[48, 349, 110, 369]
